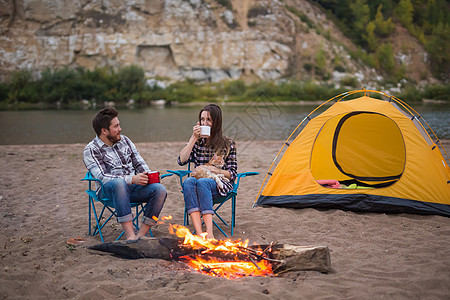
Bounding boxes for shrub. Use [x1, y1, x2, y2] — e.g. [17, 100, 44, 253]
[286, 6, 315, 29]
[334, 65, 346, 72]
[303, 63, 314, 72]
[248, 6, 269, 18]
[224, 80, 246, 96]
[422, 84, 450, 101]
[315, 47, 327, 72]
[395, 86, 422, 102]
[0, 82, 9, 102]
[278, 81, 304, 100]
[117, 65, 146, 99]
[376, 43, 395, 73]
[217, 0, 232, 10]
[341, 76, 359, 88]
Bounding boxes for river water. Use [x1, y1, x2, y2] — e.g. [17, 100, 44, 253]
[0, 103, 449, 145]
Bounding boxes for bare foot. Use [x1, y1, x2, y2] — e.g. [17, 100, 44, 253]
[126, 234, 138, 241]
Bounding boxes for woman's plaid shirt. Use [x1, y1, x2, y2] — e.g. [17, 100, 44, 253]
[177, 138, 238, 196]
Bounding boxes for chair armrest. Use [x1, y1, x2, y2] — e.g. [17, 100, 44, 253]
[81, 171, 105, 191]
[236, 172, 259, 179]
[161, 173, 173, 180]
[166, 169, 192, 186]
[233, 172, 259, 192]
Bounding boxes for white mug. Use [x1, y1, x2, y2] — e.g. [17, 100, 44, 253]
[200, 125, 211, 137]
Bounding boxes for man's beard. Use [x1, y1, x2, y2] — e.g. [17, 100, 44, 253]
[107, 132, 121, 144]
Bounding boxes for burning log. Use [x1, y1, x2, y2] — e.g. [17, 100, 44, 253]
[88, 237, 331, 275]
[88, 221, 331, 278]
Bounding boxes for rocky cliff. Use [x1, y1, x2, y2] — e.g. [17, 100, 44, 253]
[0, 0, 435, 87]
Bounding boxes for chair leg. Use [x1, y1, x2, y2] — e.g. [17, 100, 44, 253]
[184, 209, 189, 226]
[212, 219, 228, 238]
[214, 212, 229, 228]
[88, 197, 92, 236]
[231, 195, 236, 236]
[89, 200, 105, 243]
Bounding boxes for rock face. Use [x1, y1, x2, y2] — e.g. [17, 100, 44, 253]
[0, 0, 434, 85]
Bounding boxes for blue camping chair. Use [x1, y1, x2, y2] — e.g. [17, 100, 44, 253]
[167, 163, 258, 237]
[81, 171, 172, 242]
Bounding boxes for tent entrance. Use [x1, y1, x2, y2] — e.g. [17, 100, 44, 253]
[311, 111, 406, 188]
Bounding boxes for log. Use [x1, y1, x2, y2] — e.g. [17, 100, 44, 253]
[272, 244, 331, 273]
[88, 238, 174, 260]
[88, 238, 331, 273]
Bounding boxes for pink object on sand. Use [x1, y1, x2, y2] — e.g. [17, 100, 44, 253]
[316, 179, 340, 188]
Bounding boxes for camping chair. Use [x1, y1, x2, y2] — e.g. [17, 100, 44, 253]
[167, 163, 258, 237]
[81, 171, 172, 242]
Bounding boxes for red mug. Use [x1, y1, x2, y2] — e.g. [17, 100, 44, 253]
[147, 171, 160, 184]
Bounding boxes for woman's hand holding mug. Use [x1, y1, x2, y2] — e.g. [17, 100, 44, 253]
[192, 122, 202, 139]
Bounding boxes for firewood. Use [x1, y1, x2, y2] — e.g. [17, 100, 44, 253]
[272, 244, 331, 273]
[88, 238, 173, 260]
[88, 238, 331, 273]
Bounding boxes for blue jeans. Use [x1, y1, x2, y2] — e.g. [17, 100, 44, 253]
[183, 177, 219, 215]
[100, 178, 167, 226]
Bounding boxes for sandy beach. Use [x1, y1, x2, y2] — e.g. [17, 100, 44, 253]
[0, 140, 449, 299]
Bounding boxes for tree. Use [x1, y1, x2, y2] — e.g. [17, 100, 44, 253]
[425, 22, 450, 80]
[364, 21, 378, 52]
[395, 0, 414, 30]
[350, 0, 371, 43]
[374, 5, 394, 37]
[376, 43, 395, 73]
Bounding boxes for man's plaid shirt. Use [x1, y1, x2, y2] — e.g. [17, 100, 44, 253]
[178, 138, 238, 196]
[83, 135, 150, 191]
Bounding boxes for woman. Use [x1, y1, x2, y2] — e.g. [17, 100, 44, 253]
[178, 104, 237, 239]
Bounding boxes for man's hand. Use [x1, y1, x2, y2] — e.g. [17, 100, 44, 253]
[132, 172, 149, 185]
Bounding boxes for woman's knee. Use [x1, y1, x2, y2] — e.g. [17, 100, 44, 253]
[183, 177, 197, 189]
[197, 178, 216, 189]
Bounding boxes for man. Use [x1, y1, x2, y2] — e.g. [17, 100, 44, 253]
[83, 108, 167, 240]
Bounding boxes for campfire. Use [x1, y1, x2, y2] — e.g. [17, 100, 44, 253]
[168, 223, 275, 279]
[89, 216, 331, 279]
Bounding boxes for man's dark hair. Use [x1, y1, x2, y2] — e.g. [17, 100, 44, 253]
[92, 108, 118, 136]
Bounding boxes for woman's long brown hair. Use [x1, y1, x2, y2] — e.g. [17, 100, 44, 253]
[199, 104, 230, 156]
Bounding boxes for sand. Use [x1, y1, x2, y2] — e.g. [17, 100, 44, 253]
[0, 140, 449, 299]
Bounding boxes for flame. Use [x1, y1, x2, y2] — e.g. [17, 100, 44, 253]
[169, 223, 273, 279]
[182, 256, 272, 279]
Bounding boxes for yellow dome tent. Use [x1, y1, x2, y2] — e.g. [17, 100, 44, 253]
[255, 90, 450, 216]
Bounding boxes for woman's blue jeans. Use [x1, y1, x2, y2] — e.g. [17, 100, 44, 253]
[100, 178, 167, 226]
[183, 177, 219, 215]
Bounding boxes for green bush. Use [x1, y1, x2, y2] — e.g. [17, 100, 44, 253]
[0, 82, 9, 102]
[248, 6, 268, 18]
[278, 81, 304, 100]
[217, 0, 232, 10]
[376, 43, 395, 73]
[303, 63, 314, 72]
[341, 76, 359, 88]
[422, 84, 450, 101]
[334, 65, 346, 72]
[117, 65, 146, 100]
[166, 80, 202, 102]
[286, 6, 315, 29]
[394, 86, 422, 102]
[224, 80, 246, 96]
